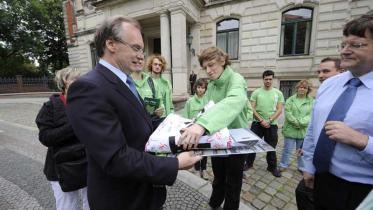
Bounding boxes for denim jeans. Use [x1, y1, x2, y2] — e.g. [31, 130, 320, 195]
[279, 138, 304, 169]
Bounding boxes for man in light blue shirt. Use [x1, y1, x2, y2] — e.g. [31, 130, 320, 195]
[301, 14, 373, 210]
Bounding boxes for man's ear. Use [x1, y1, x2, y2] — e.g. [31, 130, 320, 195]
[105, 39, 116, 53]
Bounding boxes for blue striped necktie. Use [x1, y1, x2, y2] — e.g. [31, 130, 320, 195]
[126, 76, 142, 104]
[313, 78, 362, 173]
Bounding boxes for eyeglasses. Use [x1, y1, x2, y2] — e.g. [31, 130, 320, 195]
[152, 63, 163, 67]
[338, 42, 368, 50]
[116, 39, 145, 55]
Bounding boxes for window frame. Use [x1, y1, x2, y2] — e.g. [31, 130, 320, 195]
[280, 7, 313, 57]
[216, 18, 240, 60]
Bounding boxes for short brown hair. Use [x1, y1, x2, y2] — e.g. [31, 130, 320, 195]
[147, 54, 167, 73]
[295, 79, 312, 96]
[94, 16, 141, 57]
[198, 47, 231, 68]
[343, 13, 373, 38]
[320, 57, 342, 71]
[193, 78, 208, 93]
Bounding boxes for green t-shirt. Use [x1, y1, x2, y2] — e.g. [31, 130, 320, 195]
[153, 76, 174, 117]
[132, 72, 163, 115]
[250, 87, 284, 125]
[183, 95, 205, 119]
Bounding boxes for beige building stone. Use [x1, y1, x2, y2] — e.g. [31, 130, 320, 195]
[63, 0, 373, 98]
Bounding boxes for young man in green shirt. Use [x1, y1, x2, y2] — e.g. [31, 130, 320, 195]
[180, 47, 248, 210]
[245, 70, 284, 177]
[147, 55, 174, 117]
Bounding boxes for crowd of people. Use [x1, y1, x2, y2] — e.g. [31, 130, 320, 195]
[35, 13, 373, 210]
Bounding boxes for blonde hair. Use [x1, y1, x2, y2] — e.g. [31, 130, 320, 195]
[55, 67, 82, 92]
[198, 47, 231, 68]
[147, 54, 167, 73]
[295, 79, 312, 96]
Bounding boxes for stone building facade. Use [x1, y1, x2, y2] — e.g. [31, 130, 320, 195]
[63, 0, 373, 98]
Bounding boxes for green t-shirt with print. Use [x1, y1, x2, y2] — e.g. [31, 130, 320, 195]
[250, 87, 284, 125]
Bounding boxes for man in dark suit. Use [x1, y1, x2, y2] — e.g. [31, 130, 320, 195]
[66, 16, 201, 210]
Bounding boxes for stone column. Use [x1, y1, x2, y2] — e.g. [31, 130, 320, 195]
[160, 13, 172, 72]
[170, 9, 188, 96]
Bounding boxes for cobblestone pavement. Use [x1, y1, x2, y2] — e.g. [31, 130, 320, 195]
[189, 131, 303, 210]
[0, 96, 301, 210]
[0, 97, 209, 210]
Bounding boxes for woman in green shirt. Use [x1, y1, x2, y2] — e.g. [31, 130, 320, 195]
[280, 80, 314, 171]
[180, 47, 248, 210]
[183, 78, 208, 179]
[147, 55, 174, 117]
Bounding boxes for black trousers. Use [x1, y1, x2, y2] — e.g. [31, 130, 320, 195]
[296, 179, 314, 210]
[314, 172, 372, 210]
[245, 122, 278, 169]
[194, 157, 207, 171]
[209, 155, 245, 210]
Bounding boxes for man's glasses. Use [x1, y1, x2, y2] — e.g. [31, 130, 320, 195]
[152, 63, 163, 67]
[338, 42, 368, 51]
[116, 39, 145, 55]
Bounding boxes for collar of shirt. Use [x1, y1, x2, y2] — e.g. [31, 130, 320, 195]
[99, 59, 130, 88]
[210, 65, 233, 87]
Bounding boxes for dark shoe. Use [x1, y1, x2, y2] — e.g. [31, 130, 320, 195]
[267, 167, 282, 177]
[200, 170, 208, 180]
[243, 163, 253, 171]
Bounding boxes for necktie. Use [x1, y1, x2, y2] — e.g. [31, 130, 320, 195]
[313, 78, 362, 173]
[126, 76, 142, 104]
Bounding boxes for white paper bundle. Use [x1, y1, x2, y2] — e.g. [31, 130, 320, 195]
[145, 113, 233, 153]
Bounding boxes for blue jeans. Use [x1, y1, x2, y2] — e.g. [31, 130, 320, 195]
[280, 138, 304, 169]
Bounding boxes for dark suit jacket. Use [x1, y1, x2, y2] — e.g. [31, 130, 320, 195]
[66, 63, 178, 210]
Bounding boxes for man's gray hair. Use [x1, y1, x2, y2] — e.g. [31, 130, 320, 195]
[55, 67, 82, 92]
[94, 16, 141, 58]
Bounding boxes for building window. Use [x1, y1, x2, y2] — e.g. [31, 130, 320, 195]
[90, 43, 98, 68]
[217, 19, 239, 59]
[280, 7, 313, 56]
[280, 80, 300, 99]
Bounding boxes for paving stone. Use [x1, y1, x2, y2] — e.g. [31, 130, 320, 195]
[242, 192, 255, 203]
[270, 197, 286, 209]
[270, 181, 283, 190]
[242, 183, 251, 191]
[264, 187, 277, 196]
[282, 171, 293, 179]
[263, 204, 278, 210]
[249, 185, 261, 195]
[258, 192, 272, 203]
[276, 192, 291, 202]
[252, 198, 266, 209]
[255, 181, 267, 190]
[283, 203, 298, 210]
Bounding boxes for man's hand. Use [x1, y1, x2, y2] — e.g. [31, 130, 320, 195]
[325, 121, 369, 150]
[179, 124, 205, 150]
[303, 171, 314, 189]
[154, 107, 164, 117]
[260, 120, 270, 128]
[177, 151, 202, 170]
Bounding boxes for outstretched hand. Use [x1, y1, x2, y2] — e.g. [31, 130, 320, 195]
[177, 151, 202, 170]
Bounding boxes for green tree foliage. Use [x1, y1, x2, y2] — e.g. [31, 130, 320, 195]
[0, 0, 68, 77]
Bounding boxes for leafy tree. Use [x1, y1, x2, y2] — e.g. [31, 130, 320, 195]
[0, 0, 68, 77]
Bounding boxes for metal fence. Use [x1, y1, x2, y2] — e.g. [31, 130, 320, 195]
[0, 75, 56, 94]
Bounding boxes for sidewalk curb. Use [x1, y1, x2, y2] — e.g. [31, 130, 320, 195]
[177, 171, 252, 210]
[0, 92, 57, 98]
